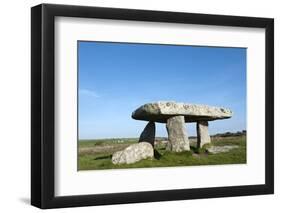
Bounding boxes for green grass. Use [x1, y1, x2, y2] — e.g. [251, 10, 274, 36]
[78, 135, 246, 170]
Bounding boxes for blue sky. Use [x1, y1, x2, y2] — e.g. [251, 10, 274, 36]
[78, 41, 246, 139]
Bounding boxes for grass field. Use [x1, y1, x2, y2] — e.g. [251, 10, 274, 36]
[78, 135, 246, 170]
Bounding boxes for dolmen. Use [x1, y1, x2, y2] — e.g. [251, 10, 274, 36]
[132, 101, 233, 152]
[112, 101, 233, 165]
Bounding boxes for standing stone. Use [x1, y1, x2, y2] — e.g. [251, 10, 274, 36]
[166, 116, 190, 152]
[139, 121, 155, 146]
[196, 121, 211, 148]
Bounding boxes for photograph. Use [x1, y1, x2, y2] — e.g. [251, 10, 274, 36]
[78, 41, 247, 170]
[30, 3, 274, 209]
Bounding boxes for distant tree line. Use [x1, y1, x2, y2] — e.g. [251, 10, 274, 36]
[155, 130, 246, 141]
[212, 130, 246, 137]
[188, 130, 247, 139]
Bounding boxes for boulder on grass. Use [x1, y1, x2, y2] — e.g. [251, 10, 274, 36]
[112, 142, 154, 165]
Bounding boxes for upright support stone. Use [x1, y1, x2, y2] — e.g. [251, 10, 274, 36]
[196, 121, 211, 148]
[166, 116, 190, 152]
[139, 121, 155, 146]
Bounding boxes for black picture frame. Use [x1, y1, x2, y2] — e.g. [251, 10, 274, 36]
[31, 3, 274, 209]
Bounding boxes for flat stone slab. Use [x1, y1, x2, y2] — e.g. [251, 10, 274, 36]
[206, 145, 239, 154]
[132, 101, 232, 123]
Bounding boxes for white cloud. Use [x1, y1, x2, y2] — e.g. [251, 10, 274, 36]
[79, 89, 100, 98]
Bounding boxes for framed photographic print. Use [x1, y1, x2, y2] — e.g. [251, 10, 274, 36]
[31, 3, 274, 209]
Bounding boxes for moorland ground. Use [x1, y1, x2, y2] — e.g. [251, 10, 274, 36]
[78, 134, 246, 170]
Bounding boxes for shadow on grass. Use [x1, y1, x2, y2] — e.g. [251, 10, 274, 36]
[154, 149, 162, 160]
[190, 145, 209, 154]
[190, 146, 197, 152]
[94, 155, 112, 160]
